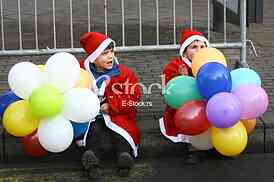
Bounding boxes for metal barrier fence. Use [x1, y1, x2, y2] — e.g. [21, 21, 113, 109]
[0, 0, 247, 66]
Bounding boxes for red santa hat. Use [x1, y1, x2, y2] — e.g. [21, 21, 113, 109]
[80, 32, 115, 63]
[179, 29, 210, 58]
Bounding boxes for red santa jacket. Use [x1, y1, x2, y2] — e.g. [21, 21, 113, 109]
[104, 64, 141, 146]
[159, 57, 193, 143]
[79, 59, 141, 157]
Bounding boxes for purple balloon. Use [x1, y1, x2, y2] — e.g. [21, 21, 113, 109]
[232, 85, 268, 120]
[206, 92, 241, 128]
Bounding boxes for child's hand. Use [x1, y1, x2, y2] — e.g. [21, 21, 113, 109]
[100, 103, 109, 113]
[178, 65, 189, 75]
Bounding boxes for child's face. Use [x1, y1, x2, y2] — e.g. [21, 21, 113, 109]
[183, 40, 206, 60]
[94, 47, 114, 71]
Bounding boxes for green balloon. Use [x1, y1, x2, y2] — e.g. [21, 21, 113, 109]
[29, 85, 64, 118]
[163, 76, 202, 109]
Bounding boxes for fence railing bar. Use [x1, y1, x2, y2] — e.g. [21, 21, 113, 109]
[121, 0, 125, 46]
[223, 0, 227, 43]
[156, 0, 159, 45]
[207, 0, 210, 42]
[0, 0, 5, 50]
[173, 0, 176, 44]
[88, 0, 90, 32]
[52, 0, 56, 49]
[17, 0, 22, 50]
[190, 0, 193, 29]
[138, 0, 142, 46]
[34, 0, 38, 49]
[104, 0, 108, 35]
[0, 0, 247, 60]
[69, 0, 73, 48]
[0, 42, 243, 56]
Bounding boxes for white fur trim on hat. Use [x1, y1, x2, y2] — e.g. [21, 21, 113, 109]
[84, 38, 115, 63]
[179, 35, 210, 58]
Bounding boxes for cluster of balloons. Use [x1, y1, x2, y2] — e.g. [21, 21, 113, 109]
[0, 52, 100, 157]
[164, 47, 268, 156]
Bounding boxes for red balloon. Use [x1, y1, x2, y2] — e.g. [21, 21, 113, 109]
[175, 100, 211, 135]
[21, 131, 48, 157]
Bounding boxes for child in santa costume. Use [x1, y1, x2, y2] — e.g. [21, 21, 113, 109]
[78, 32, 141, 178]
[159, 29, 210, 164]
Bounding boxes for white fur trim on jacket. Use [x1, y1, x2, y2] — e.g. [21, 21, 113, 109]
[78, 64, 138, 157]
[83, 57, 119, 96]
[75, 120, 94, 147]
[77, 113, 139, 158]
[103, 114, 139, 158]
[159, 117, 191, 143]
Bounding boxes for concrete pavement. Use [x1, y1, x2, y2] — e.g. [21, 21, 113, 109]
[1, 153, 274, 182]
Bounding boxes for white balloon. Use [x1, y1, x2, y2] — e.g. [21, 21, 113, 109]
[44, 52, 80, 92]
[38, 115, 73, 153]
[190, 129, 213, 150]
[62, 88, 100, 123]
[8, 62, 42, 99]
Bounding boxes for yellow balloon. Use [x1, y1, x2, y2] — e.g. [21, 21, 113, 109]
[37, 64, 45, 71]
[241, 119, 256, 135]
[3, 100, 39, 137]
[74, 68, 93, 89]
[192, 47, 227, 76]
[211, 122, 248, 157]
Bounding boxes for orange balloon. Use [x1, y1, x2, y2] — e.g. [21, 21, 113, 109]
[241, 119, 256, 134]
[74, 69, 93, 89]
[192, 47, 227, 76]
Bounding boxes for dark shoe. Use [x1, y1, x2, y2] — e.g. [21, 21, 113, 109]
[82, 150, 102, 179]
[117, 152, 134, 177]
[185, 152, 201, 165]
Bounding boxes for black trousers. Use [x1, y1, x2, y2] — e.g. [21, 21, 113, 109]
[85, 117, 131, 160]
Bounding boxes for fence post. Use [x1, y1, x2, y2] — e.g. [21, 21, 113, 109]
[240, 0, 248, 68]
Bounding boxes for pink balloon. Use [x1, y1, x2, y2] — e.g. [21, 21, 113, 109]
[232, 85, 268, 120]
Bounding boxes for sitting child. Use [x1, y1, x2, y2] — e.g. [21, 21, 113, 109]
[77, 32, 141, 178]
[159, 29, 210, 164]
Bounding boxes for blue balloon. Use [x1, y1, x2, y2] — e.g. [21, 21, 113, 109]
[71, 121, 89, 138]
[196, 62, 232, 100]
[230, 68, 261, 91]
[0, 91, 21, 119]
